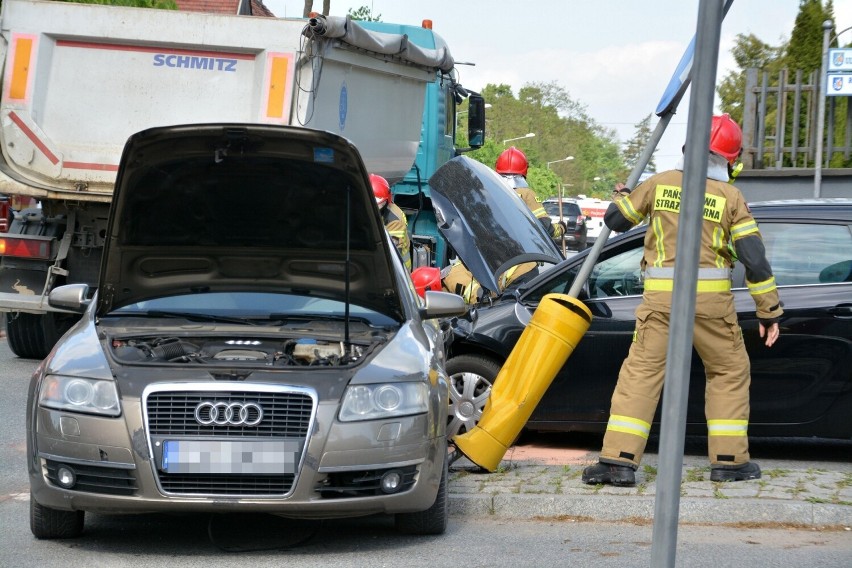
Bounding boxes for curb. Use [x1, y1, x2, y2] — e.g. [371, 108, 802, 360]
[448, 493, 852, 527]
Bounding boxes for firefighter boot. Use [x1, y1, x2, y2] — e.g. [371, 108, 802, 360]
[582, 461, 636, 487]
[710, 461, 761, 482]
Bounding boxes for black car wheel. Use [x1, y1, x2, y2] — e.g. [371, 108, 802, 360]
[395, 449, 448, 535]
[30, 496, 84, 539]
[446, 354, 500, 438]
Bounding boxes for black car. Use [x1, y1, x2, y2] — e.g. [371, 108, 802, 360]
[544, 198, 588, 250]
[444, 199, 852, 440]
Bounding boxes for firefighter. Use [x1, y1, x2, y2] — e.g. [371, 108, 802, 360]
[440, 260, 481, 304]
[370, 174, 412, 271]
[582, 114, 783, 486]
[495, 146, 565, 239]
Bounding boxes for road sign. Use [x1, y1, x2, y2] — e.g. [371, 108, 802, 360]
[828, 48, 852, 72]
[827, 73, 852, 96]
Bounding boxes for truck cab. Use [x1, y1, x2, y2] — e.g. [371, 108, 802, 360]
[359, 20, 485, 270]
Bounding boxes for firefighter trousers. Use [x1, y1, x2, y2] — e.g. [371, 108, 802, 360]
[599, 305, 752, 468]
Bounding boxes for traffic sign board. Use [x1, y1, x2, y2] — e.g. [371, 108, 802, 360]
[828, 48, 852, 72]
[827, 73, 852, 96]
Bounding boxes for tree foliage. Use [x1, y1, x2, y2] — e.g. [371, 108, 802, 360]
[347, 5, 381, 21]
[786, 0, 835, 73]
[623, 113, 657, 173]
[717, 33, 784, 124]
[715, 1, 851, 168]
[461, 82, 627, 200]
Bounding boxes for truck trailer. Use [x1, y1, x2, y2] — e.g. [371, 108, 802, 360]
[0, 0, 483, 358]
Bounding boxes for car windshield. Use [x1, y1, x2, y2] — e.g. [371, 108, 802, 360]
[110, 292, 397, 327]
[544, 202, 581, 217]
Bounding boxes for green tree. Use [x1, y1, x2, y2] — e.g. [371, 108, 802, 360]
[467, 82, 627, 201]
[623, 113, 657, 173]
[785, 0, 836, 72]
[717, 33, 783, 124]
[347, 5, 381, 21]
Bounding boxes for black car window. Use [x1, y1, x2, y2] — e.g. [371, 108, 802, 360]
[524, 244, 645, 301]
[587, 247, 645, 297]
[759, 222, 852, 285]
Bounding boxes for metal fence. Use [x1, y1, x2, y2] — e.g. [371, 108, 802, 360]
[741, 67, 852, 169]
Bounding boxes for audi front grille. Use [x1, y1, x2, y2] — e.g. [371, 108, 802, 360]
[144, 385, 316, 497]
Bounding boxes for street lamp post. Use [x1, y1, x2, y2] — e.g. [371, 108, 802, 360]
[546, 156, 574, 169]
[502, 132, 535, 145]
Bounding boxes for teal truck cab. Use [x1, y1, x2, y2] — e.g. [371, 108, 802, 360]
[360, 21, 486, 270]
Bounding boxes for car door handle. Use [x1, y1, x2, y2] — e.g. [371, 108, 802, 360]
[827, 304, 852, 318]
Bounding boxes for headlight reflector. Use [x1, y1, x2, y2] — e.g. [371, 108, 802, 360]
[339, 382, 428, 422]
[39, 375, 121, 417]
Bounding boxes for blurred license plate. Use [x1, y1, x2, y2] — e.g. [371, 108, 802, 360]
[162, 440, 299, 474]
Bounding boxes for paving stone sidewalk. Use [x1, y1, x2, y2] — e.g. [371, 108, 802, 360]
[447, 454, 852, 528]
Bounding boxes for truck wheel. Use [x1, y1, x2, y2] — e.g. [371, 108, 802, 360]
[446, 354, 499, 438]
[394, 450, 448, 535]
[7, 312, 76, 359]
[30, 496, 84, 539]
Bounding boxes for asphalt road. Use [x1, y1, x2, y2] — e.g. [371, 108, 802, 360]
[2, 340, 850, 567]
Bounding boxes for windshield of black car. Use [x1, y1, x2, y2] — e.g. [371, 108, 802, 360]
[544, 202, 581, 217]
[109, 292, 397, 327]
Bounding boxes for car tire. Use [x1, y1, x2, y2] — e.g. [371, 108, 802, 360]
[446, 354, 500, 438]
[394, 450, 448, 536]
[30, 496, 84, 539]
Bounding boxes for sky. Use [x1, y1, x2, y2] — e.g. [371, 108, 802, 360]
[262, 1, 852, 172]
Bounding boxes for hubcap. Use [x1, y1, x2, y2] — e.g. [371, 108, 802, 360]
[447, 371, 492, 439]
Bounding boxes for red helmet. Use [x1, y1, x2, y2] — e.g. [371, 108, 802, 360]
[410, 266, 442, 298]
[370, 174, 391, 208]
[495, 146, 528, 177]
[709, 113, 742, 163]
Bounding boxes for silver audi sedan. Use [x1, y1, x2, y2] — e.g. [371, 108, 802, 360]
[25, 124, 466, 539]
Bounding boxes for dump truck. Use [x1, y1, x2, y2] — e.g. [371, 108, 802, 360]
[0, 0, 483, 358]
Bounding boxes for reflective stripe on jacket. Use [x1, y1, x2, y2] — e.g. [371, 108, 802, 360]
[605, 167, 783, 320]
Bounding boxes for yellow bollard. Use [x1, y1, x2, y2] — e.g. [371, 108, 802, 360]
[452, 294, 592, 471]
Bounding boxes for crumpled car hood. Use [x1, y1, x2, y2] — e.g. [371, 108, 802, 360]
[428, 156, 562, 293]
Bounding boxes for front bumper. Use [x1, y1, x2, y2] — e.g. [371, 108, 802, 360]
[29, 394, 445, 519]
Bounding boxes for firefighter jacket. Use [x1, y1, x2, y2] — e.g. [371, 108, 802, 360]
[603, 158, 783, 323]
[382, 202, 411, 271]
[441, 260, 539, 304]
[515, 186, 564, 239]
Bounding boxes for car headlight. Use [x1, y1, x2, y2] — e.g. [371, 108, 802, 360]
[339, 382, 429, 422]
[39, 375, 121, 417]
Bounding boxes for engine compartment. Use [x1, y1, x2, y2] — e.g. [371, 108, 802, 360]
[110, 336, 368, 366]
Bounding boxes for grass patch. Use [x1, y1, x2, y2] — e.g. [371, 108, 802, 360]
[763, 468, 791, 479]
[683, 467, 709, 483]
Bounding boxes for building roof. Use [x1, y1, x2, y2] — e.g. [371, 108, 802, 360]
[174, 0, 274, 17]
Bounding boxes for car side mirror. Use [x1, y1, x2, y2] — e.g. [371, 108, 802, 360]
[420, 290, 467, 319]
[48, 283, 91, 313]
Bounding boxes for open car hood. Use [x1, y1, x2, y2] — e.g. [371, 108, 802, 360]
[97, 124, 403, 320]
[428, 156, 563, 293]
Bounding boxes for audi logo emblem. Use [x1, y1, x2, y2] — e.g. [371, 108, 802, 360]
[195, 402, 264, 426]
